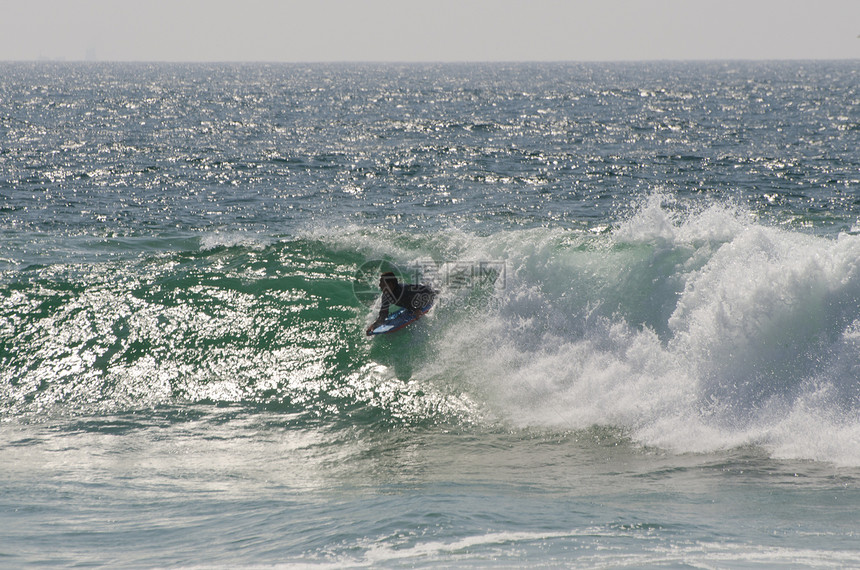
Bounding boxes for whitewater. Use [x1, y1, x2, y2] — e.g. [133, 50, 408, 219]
[2, 61, 860, 567]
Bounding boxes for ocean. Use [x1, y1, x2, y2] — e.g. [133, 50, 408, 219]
[2, 61, 860, 568]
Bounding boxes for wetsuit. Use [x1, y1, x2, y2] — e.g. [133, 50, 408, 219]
[377, 282, 435, 321]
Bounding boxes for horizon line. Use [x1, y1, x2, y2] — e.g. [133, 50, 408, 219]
[4, 57, 860, 65]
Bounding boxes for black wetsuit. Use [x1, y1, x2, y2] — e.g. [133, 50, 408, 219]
[377, 283, 435, 321]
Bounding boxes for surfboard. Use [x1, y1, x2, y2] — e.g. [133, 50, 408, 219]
[367, 302, 433, 336]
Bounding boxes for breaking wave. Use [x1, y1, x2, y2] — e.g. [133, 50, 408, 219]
[3, 195, 860, 465]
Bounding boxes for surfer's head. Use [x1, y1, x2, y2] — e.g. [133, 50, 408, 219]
[379, 272, 398, 292]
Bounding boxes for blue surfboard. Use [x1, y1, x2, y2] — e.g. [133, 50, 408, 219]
[367, 302, 433, 336]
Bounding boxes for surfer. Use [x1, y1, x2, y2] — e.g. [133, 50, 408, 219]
[366, 272, 435, 335]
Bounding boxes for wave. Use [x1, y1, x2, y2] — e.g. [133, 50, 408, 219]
[409, 195, 860, 465]
[3, 196, 860, 465]
[0, 235, 478, 427]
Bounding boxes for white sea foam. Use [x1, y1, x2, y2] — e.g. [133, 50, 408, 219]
[290, 197, 860, 465]
[417, 196, 860, 466]
[199, 231, 272, 251]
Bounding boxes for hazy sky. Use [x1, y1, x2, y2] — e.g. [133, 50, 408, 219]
[2, 0, 858, 62]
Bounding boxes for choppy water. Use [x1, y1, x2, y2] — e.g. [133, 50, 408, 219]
[2, 61, 860, 568]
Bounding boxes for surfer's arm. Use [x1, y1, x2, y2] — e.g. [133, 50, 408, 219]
[376, 291, 392, 321]
[366, 292, 392, 335]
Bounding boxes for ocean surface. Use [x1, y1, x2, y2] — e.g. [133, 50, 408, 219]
[2, 61, 860, 568]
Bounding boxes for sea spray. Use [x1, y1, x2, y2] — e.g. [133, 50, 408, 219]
[406, 197, 860, 464]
